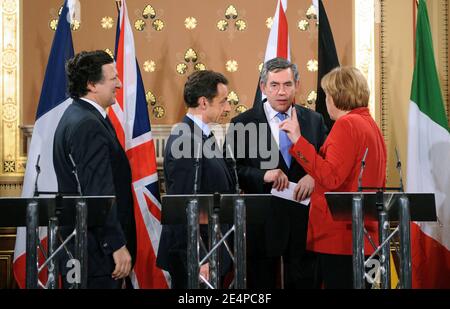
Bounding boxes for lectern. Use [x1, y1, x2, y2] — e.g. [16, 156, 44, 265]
[325, 192, 436, 289]
[161, 193, 272, 289]
[0, 196, 114, 289]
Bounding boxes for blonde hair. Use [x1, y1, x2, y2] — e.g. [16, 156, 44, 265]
[320, 66, 369, 111]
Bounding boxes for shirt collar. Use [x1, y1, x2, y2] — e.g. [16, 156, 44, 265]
[81, 97, 107, 118]
[263, 101, 293, 121]
[186, 113, 211, 136]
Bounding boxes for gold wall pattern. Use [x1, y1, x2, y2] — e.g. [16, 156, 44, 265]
[0, 0, 24, 184]
[21, 0, 353, 128]
[216, 5, 247, 33]
[134, 4, 165, 33]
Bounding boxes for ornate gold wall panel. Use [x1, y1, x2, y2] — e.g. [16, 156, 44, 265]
[0, 0, 24, 191]
[355, 0, 376, 119]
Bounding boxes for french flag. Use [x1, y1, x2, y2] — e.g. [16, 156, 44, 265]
[13, 0, 75, 288]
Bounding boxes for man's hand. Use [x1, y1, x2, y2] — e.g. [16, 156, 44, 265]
[200, 263, 209, 281]
[293, 174, 314, 202]
[264, 169, 289, 191]
[279, 107, 302, 144]
[112, 246, 132, 280]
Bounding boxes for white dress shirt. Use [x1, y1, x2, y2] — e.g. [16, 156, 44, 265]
[263, 101, 293, 148]
[81, 97, 107, 118]
[186, 113, 211, 137]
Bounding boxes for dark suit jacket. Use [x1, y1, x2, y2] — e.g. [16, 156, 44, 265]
[53, 98, 136, 278]
[156, 116, 235, 280]
[227, 103, 327, 258]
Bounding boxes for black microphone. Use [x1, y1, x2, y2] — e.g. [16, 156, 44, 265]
[68, 153, 83, 196]
[34, 154, 41, 197]
[395, 148, 404, 192]
[357, 147, 369, 192]
[227, 144, 240, 194]
[193, 142, 201, 195]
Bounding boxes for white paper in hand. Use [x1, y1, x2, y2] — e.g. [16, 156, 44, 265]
[270, 181, 310, 206]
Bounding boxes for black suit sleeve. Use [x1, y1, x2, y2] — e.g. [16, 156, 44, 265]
[165, 155, 198, 194]
[69, 119, 126, 255]
[236, 161, 266, 193]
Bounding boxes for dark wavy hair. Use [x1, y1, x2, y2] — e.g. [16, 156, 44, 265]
[66, 50, 114, 99]
[183, 70, 228, 108]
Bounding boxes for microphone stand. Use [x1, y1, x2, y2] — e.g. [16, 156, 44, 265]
[187, 142, 202, 288]
[227, 144, 246, 288]
[357, 148, 369, 192]
[354, 147, 407, 289]
[227, 145, 240, 195]
[68, 153, 87, 288]
[69, 153, 83, 196]
[34, 155, 41, 197]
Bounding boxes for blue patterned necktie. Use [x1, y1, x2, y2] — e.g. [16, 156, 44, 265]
[276, 112, 292, 168]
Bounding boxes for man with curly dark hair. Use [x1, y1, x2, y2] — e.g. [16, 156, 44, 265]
[53, 50, 136, 289]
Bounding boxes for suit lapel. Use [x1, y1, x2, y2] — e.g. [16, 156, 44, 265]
[75, 99, 121, 145]
[182, 115, 234, 190]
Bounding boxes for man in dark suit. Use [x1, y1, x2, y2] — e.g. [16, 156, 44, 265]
[53, 50, 136, 289]
[156, 70, 235, 288]
[226, 57, 328, 288]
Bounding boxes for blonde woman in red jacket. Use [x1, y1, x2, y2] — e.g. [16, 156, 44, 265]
[280, 66, 387, 288]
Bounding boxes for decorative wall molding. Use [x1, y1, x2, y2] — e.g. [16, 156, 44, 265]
[0, 0, 25, 184]
[355, 0, 376, 118]
[380, 0, 388, 141]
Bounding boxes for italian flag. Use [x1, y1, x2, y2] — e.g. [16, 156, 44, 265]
[407, 0, 450, 288]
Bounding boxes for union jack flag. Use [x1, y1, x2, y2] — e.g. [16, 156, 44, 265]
[110, 0, 169, 288]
